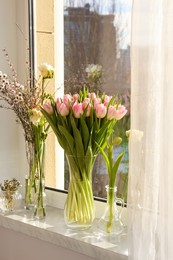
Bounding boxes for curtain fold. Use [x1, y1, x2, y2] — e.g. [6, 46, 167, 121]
[128, 1, 173, 259]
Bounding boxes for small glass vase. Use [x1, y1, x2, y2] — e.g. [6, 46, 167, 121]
[97, 185, 124, 235]
[34, 179, 46, 219]
[25, 140, 36, 209]
[1, 189, 22, 213]
[25, 138, 46, 219]
[64, 154, 96, 230]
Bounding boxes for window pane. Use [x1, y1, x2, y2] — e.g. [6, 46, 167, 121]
[63, 0, 131, 201]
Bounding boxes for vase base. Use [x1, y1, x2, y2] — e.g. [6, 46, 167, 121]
[24, 204, 34, 211]
[97, 218, 124, 236]
[65, 221, 93, 230]
[34, 207, 46, 220]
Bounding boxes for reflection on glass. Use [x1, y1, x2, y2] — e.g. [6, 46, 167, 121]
[63, 0, 131, 201]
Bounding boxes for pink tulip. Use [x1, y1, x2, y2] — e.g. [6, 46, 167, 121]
[82, 98, 90, 109]
[107, 106, 117, 120]
[73, 93, 79, 101]
[63, 94, 73, 108]
[104, 95, 112, 102]
[42, 103, 53, 115]
[72, 103, 84, 118]
[108, 105, 127, 120]
[95, 104, 107, 118]
[88, 92, 96, 100]
[56, 97, 62, 111]
[115, 105, 127, 120]
[58, 103, 69, 116]
[93, 97, 101, 108]
[104, 95, 112, 106]
[82, 98, 89, 106]
[82, 99, 91, 117]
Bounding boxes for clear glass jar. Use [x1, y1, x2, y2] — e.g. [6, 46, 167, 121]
[25, 140, 36, 209]
[1, 188, 22, 213]
[64, 154, 96, 230]
[34, 179, 46, 219]
[97, 185, 124, 235]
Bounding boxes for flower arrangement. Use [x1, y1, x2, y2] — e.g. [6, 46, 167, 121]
[0, 50, 54, 217]
[41, 64, 127, 227]
[97, 136, 125, 233]
[0, 178, 21, 211]
[0, 53, 54, 145]
[42, 89, 127, 157]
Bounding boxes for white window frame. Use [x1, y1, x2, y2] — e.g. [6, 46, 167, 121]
[54, 0, 65, 190]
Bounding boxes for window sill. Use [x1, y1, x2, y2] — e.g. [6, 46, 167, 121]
[0, 205, 128, 260]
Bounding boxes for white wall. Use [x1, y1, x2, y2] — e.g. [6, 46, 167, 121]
[0, 226, 95, 260]
[0, 0, 28, 189]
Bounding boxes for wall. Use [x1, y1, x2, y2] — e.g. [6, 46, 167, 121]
[0, 0, 31, 191]
[0, 0, 20, 183]
[36, 0, 56, 188]
[0, 226, 95, 260]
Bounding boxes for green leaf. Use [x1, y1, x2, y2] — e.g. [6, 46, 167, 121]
[93, 120, 115, 154]
[71, 116, 84, 157]
[41, 108, 60, 138]
[85, 145, 94, 178]
[95, 142, 111, 174]
[80, 115, 89, 153]
[110, 151, 124, 187]
[71, 116, 85, 176]
[58, 125, 75, 155]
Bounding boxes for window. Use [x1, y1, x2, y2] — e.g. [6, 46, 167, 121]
[35, 0, 131, 202]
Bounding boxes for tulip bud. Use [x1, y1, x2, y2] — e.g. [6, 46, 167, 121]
[95, 104, 107, 118]
[72, 103, 83, 118]
[42, 103, 53, 115]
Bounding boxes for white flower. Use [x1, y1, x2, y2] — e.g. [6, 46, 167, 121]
[85, 64, 102, 81]
[85, 64, 102, 74]
[38, 63, 54, 79]
[126, 129, 143, 142]
[30, 108, 42, 126]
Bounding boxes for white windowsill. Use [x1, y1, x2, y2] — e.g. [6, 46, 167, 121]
[0, 200, 128, 260]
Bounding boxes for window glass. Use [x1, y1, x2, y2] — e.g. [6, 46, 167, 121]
[63, 0, 131, 201]
[36, 0, 131, 202]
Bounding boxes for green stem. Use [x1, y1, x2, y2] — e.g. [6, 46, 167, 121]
[25, 141, 37, 206]
[34, 137, 46, 218]
[106, 187, 114, 233]
[65, 178, 94, 224]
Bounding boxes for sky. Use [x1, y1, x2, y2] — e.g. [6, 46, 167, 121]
[64, 0, 132, 49]
[64, 0, 132, 15]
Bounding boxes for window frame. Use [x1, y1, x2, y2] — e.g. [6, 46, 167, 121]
[31, 0, 128, 215]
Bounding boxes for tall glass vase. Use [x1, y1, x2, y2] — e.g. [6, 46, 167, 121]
[25, 140, 36, 209]
[64, 154, 96, 230]
[34, 140, 46, 219]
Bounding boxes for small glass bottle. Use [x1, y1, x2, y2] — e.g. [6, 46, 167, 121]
[97, 185, 124, 235]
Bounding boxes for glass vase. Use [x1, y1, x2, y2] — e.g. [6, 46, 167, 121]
[25, 140, 36, 209]
[1, 189, 22, 213]
[34, 179, 46, 219]
[33, 140, 46, 219]
[97, 185, 124, 235]
[64, 154, 96, 230]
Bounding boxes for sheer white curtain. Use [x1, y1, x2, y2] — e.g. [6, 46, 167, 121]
[128, 1, 173, 259]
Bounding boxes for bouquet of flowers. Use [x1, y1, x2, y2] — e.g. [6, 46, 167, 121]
[0, 51, 54, 217]
[41, 77, 127, 226]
